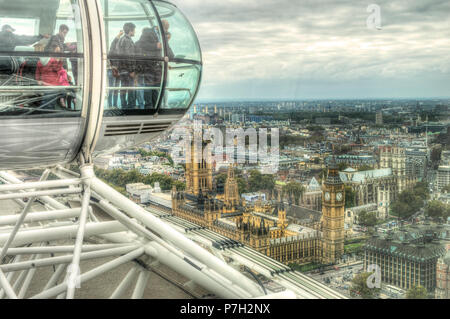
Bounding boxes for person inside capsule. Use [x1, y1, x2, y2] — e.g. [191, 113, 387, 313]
[135, 27, 162, 110]
[107, 30, 124, 109]
[36, 44, 70, 109]
[134, 19, 174, 111]
[117, 22, 137, 109]
[0, 24, 49, 52]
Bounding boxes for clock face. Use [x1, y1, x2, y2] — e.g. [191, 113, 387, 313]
[324, 192, 331, 201]
[336, 192, 343, 201]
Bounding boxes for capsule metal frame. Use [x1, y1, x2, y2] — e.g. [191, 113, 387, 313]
[0, 0, 202, 170]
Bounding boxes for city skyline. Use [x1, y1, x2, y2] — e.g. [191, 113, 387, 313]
[172, 0, 450, 100]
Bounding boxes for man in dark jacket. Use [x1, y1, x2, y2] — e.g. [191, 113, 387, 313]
[117, 22, 137, 109]
[45, 24, 71, 52]
[0, 25, 47, 51]
[135, 27, 162, 109]
[107, 30, 124, 108]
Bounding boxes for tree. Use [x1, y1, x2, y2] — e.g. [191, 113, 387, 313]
[138, 148, 174, 166]
[425, 200, 450, 221]
[412, 181, 429, 201]
[391, 182, 429, 220]
[350, 272, 380, 299]
[345, 185, 356, 208]
[442, 184, 450, 193]
[358, 164, 373, 171]
[248, 170, 275, 192]
[173, 181, 186, 191]
[338, 162, 348, 171]
[282, 182, 305, 205]
[236, 177, 248, 195]
[431, 146, 442, 168]
[406, 285, 427, 299]
[358, 211, 377, 227]
[215, 173, 227, 185]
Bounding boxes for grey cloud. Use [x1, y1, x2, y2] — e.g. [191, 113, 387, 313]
[169, 0, 450, 99]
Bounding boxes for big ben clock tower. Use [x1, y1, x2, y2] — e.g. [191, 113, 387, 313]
[321, 159, 345, 264]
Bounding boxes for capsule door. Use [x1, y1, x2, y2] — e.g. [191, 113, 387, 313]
[0, 0, 88, 169]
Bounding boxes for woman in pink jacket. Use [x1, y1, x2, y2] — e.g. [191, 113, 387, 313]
[36, 45, 69, 108]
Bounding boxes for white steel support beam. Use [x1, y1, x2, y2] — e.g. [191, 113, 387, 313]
[5, 244, 134, 256]
[18, 252, 43, 298]
[0, 268, 17, 299]
[0, 170, 50, 263]
[66, 165, 93, 299]
[0, 171, 69, 211]
[12, 269, 27, 293]
[94, 196, 261, 298]
[0, 255, 22, 299]
[0, 221, 127, 248]
[90, 172, 262, 298]
[0, 178, 81, 192]
[144, 242, 247, 299]
[43, 264, 67, 291]
[0, 209, 81, 227]
[110, 266, 139, 299]
[0, 188, 82, 201]
[0, 245, 140, 273]
[30, 248, 145, 299]
[131, 270, 150, 299]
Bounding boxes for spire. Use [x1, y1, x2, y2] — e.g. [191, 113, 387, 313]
[329, 155, 338, 170]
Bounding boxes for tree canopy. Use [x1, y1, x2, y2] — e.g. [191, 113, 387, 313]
[345, 185, 355, 208]
[95, 168, 178, 192]
[358, 211, 378, 227]
[350, 272, 381, 299]
[406, 285, 427, 299]
[282, 181, 305, 205]
[137, 148, 174, 166]
[248, 170, 275, 192]
[442, 184, 450, 193]
[425, 200, 450, 221]
[391, 182, 429, 220]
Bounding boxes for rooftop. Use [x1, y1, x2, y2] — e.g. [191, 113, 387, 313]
[339, 168, 392, 183]
[364, 224, 450, 262]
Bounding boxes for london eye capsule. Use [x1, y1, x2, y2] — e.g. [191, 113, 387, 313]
[0, 0, 202, 169]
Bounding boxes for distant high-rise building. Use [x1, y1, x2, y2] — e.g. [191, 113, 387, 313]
[436, 248, 450, 299]
[438, 165, 450, 192]
[379, 146, 416, 193]
[376, 111, 383, 125]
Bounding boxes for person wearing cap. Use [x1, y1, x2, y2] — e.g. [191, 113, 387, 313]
[0, 24, 48, 51]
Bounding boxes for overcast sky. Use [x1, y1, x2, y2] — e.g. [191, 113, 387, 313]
[170, 0, 450, 101]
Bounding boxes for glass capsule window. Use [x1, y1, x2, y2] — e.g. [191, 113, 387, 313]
[164, 62, 201, 110]
[101, 0, 164, 116]
[153, 1, 201, 62]
[100, 0, 202, 115]
[0, 0, 84, 117]
[154, 1, 202, 111]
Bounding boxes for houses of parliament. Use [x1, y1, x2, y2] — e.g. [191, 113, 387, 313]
[171, 140, 346, 265]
